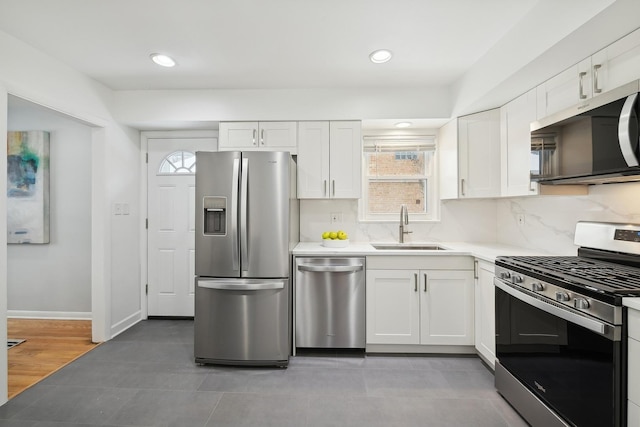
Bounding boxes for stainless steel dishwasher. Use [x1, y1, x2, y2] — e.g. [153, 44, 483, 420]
[295, 257, 365, 349]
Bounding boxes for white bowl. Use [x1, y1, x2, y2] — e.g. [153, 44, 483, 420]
[322, 238, 349, 248]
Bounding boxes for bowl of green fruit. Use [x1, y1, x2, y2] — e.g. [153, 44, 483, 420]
[322, 230, 349, 247]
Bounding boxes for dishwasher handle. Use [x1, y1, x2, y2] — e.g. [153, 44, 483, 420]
[297, 264, 364, 273]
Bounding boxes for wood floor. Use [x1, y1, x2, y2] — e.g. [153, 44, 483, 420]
[7, 319, 100, 399]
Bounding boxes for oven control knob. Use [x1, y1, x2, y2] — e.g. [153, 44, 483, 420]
[555, 292, 571, 302]
[531, 282, 544, 292]
[574, 298, 590, 309]
[512, 275, 523, 284]
[499, 271, 511, 280]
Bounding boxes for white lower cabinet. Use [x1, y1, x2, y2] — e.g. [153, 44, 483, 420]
[366, 257, 474, 347]
[629, 308, 640, 426]
[474, 259, 495, 368]
[629, 400, 640, 427]
[366, 269, 420, 345]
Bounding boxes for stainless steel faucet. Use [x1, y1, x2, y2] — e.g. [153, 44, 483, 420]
[399, 204, 412, 243]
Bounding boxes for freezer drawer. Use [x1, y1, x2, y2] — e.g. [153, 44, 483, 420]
[295, 257, 365, 349]
[194, 278, 290, 366]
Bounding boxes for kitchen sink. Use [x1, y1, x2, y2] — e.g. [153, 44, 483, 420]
[372, 243, 448, 251]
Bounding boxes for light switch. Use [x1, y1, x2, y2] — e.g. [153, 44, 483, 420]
[114, 203, 123, 215]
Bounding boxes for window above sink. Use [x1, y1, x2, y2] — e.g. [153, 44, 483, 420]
[359, 135, 439, 222]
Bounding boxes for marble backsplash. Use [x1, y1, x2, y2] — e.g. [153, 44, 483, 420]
[495, 181, 640, 255]
[299, 181, 640, 255]
[299, 198, 498, 244]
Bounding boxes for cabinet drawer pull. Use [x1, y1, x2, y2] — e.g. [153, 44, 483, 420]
[261, 129, 265, 145]
[252, 129, 257, 145]
[593, 64, 602, 94]
[414, 273, 418, 292]
[579, 71, 588, 99]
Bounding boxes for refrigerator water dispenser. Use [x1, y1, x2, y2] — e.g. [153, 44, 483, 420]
[203, 196, 226, 235]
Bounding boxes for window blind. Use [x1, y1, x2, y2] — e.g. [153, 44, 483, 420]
[363, 136, 436, 153]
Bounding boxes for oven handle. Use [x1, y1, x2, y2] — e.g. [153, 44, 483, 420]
[494, 278, 610, 337]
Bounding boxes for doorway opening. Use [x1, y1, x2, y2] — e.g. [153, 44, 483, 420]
[6, 95, 96, 398]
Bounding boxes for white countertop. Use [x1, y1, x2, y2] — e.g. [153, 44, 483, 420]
[292, 241, 547, 263]
[624, 298, 640, 311]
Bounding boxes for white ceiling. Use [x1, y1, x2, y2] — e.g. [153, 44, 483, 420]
[0, 0, 541, 91]
[0, 0, 632, 130]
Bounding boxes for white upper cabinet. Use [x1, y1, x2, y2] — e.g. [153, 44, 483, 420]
[500, 89, 538, 197]
[297, 120, 361, 199]
[537, 28, 640, 119]
[536, 58, 592, 119]
[219, 121, 298, 153]
[437, 119, 459, 200]
[591, 27, 640, 97]
[458, 109, 501, 198]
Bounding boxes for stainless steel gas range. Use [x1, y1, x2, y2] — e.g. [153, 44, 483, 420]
[494, 221, 640, 427]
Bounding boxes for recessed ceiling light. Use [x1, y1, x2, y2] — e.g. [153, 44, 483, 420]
[369, 49, 393, 64]
[395, 122, 412, 128]
[150, 53, 176, 67]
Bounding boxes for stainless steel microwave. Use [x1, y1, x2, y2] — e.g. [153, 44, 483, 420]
[530, 80, 640, 185]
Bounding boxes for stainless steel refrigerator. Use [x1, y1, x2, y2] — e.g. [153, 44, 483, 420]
[194, 151, 298, 367]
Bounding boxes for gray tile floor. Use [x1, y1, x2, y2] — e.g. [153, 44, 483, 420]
[0, 320, 528, 427]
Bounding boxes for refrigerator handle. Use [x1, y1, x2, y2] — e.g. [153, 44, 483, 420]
[231, 158, 240, 272]
[240, 157, 249, 269]
[197, 279, 285, 291]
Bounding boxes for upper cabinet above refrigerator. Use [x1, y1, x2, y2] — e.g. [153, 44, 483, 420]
[218, 122, 298, 154]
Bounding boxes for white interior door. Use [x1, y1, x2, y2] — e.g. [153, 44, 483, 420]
[147, 137, 216, 316]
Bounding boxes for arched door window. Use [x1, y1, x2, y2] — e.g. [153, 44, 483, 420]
[158, 150, 196, 175]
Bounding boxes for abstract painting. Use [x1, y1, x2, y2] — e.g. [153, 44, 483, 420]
[7, 131, 50, 244]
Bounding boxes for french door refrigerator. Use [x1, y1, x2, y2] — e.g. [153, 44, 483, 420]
[194, 151, 298, 367]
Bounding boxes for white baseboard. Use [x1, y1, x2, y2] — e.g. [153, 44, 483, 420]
[365, 344, 477, 354]
[8, 310, 92, 320]
[110, 310, 142, 339]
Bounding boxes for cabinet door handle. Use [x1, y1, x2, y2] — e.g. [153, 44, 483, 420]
[578, 71, 588, 99]
[260, 129, 265, 145]
[414, 273, 418, 292]
[324, 180, 327, 196]
[461, 178, 466, 196]
[474, 260, 478, 279]
[593, 64, 602, 94]
[423, 273, 427, 292]
[332, 180, 336, 197]
[252, 129, 257, 145]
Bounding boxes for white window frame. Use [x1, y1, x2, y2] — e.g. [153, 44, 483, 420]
[359, 136, 439, 222]
[158, 150, 196, 175]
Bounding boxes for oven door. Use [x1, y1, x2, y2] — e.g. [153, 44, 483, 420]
[495, 279, 623, 427]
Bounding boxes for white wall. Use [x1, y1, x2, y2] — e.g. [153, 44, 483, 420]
[113, 87, 452, 130]
[0, 83, 9, 404]
[0, 28, 143, 351]
[7, 97, 92, 317]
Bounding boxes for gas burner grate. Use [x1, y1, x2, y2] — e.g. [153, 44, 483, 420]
[497, 256, 640, 294]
